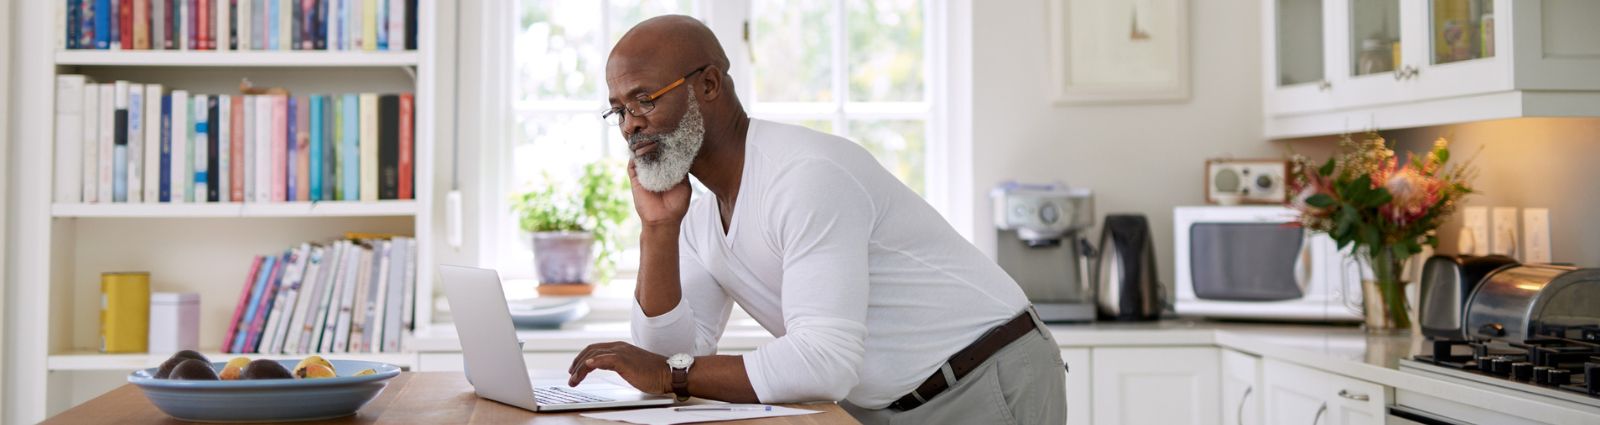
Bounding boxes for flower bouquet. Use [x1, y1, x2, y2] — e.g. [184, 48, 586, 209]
[1288, 131, 1477, 331]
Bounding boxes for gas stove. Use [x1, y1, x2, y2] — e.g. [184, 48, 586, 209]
[1402, 324, 1600, 409]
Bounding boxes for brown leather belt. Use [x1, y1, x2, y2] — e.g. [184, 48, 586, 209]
[887, 308, 1042, 411]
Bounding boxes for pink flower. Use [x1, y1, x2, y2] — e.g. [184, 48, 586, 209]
[1381, 167, 1441, 226]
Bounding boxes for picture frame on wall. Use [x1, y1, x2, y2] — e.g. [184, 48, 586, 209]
[1049, 0, 1190, 104]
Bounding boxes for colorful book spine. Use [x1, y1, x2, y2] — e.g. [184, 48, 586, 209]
[244, 95, 256, 201]
[340, 94, 358, 200]
[118, 0, 132, 49]
[82, 84, 100, 203]
[321, 95, 336, 200]
[360, 0, 375, 51]
[196, 0, 209, 49]
[387, 0, 403, 51]
[272, 95, 287, 201]
[143, 84, 163, 202]
[218, 95, 231, 202]
[231, 255, 273, 352]
[244, 252, 288, 352]
[98, 84, 116, 202]
[79, 0, 96, 49]
[382, 238, 407, 351]
[193, 95, 209, 202]
[127, 84, 144, 202]
[373, 0, 385, 50]
[159, 94, 171, 202]
[398, 93, 412, 199]
[404, 0, 415, 50]
[94, 0, 111, 48]
[169, 90, 189, 203]
[296, 95, 311, 201]
[279, 0, 291, 50]
[286, 96, 298, 200]
[223, 256, 264, 353]
[67, 0, 83, 49]
[133, 0, 150, 49]
[309, 95, 323, 201]
[314, 0, 327, 50]
[165, 0, 178, 49]
[55, 76, 86, 203]
[358, 93, 377, 201]
[236, 0, 249, 50]
[152, 0, 166, 49]
[112, 81, 129, 203]
[206, 95, 220, 202]
[254, 95, 272, 202]
[231, 95, 246, 201]
[377, 94, 398, 200]
[217, 0, 231, 50]
[289, 0, 301, 49]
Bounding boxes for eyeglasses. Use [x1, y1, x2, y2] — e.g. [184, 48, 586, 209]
[602, 64, 709, 126]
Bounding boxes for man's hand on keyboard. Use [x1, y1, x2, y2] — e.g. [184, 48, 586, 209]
[568, 341, 671, 394]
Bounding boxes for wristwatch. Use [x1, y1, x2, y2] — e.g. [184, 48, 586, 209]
[667, 353, 694, 402]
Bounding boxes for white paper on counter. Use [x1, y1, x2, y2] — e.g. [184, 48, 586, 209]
[579, 405, 822, 425]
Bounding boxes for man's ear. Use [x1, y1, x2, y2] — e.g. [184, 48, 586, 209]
[698, 65, 723, 102]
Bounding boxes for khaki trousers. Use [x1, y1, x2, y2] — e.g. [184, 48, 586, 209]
[843, 327, 1067, 425]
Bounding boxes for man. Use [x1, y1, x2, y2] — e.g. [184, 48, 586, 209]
[566, 15, 1066, 424]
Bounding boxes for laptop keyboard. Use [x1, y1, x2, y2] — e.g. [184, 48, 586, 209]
[534, 386, 614, 405]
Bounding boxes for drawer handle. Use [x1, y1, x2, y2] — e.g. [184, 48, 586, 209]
[1236, 386, 1253, 425]
[1312, 402, 1327, 425]
[1337, 389, 1370, 402]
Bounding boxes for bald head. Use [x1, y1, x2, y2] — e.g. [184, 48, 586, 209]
[611, 15, 729, 75]
[606, 14, 746, 158]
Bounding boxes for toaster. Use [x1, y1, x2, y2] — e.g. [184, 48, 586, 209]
[1418, 254, 1518, 340]
[1463, 264, 1600, 342]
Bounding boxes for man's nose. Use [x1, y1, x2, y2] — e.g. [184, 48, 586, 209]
[623, 116, 647, 142]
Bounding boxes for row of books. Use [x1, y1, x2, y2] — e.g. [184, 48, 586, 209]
[225, 236, 417, 354]
[53, 75, 416, 204]
[62, 0, 418, 51]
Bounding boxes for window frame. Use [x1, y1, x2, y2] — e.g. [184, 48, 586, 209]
[479, 0, 962, 282]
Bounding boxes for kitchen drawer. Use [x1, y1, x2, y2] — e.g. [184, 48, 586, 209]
[1265, 359, 1388, 425]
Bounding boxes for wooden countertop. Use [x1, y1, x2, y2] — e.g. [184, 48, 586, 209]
[43, 372, 858, 424]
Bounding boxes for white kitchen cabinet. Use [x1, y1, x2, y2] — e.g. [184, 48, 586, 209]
[1090, 347, 1220, 425]
[1221, 349, 1262, 425]
[1061, 348, 1092, 425]
[1262, 0, 1600, 138]
[1264, 358, 1388, 425]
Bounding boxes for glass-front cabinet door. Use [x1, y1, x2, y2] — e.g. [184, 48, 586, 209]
[1330, 0, 1414, 111]
[1264, 0, 1338, 116]
[1406, 0, 1512, 100]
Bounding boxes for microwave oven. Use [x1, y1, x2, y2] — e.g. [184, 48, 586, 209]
[1174, 206, 1361, 321]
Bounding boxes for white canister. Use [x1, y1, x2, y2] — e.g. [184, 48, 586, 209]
[149, 292, 200, 354]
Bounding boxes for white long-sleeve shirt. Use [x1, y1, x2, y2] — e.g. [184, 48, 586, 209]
[630, 119, 1030, 409]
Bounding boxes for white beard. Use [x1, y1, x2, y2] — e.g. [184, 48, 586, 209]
[631, 90, 706, 192]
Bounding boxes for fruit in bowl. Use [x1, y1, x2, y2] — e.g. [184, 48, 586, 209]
[130, 351, 402, 422]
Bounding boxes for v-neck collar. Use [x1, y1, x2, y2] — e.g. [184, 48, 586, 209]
[712, 121, 757, 247]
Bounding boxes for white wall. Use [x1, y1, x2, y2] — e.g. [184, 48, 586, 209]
[970, 1, 1274, 287]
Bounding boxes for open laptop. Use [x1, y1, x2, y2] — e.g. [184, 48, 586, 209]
[439, 264, 675, 412]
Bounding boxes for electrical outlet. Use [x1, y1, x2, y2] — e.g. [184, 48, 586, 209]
[1461, 207, 1489, 256]
[1523, 208, 1551, 264]
[1492, 207, 1519, 259]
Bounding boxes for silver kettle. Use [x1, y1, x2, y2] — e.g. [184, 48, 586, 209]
[1094, 214, 1164, 321]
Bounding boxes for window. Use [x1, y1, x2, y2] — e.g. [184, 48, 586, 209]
[491, 0, 943, 284]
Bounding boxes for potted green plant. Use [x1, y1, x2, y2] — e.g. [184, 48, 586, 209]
[511, 161, 631, 295]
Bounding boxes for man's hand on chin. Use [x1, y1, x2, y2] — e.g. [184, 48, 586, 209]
[567, 341, 673, 394]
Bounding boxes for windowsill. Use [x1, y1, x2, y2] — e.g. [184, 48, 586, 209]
[434, 276, 756, 326]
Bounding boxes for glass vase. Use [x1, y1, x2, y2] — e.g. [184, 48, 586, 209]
[1350, 245, 1415, 334]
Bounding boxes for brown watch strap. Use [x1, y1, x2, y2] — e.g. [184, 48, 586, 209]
[671, 368, 690, 401]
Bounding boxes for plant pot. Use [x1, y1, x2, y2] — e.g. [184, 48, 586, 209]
[532, 231, 595, 288]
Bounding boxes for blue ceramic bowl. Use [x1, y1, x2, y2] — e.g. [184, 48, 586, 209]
[128, 359, 401, 423]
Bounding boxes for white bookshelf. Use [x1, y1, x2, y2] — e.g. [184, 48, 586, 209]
[55, 50, 420, 67]
[52, 200, 420, 218]
[9, 1, 442, 421]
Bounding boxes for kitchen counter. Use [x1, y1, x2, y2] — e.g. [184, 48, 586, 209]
[414, 319, 1600, 424]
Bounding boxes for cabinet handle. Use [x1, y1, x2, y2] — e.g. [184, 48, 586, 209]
[1337, 389, 1370, 401]
[1236, 386, 1253, 425]
[1311, 402, 1327, 425]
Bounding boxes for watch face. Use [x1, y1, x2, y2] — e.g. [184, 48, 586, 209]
[668, 354, 694, 369]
